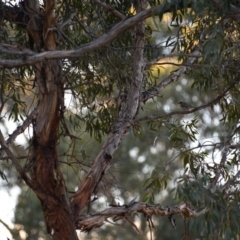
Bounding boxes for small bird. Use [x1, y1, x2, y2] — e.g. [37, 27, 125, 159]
[178, 101, 194, 110]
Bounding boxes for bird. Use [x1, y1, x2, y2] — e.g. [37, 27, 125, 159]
[178, 101, 194, 110]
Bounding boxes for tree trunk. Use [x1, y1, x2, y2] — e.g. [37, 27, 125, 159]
[31, 58, 78, 239]
[28, 0, 78, 239]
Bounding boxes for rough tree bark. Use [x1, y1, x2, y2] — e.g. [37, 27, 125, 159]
[2, 0, 240, 239]
[70, 0, 148, 219]
[0, 0, 149, 238]
[23, 0, 78, 239]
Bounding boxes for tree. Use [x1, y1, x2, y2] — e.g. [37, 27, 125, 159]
[1, 0, 240, 239]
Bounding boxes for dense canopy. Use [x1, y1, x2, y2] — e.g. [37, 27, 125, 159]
[1, 0, 240, 239]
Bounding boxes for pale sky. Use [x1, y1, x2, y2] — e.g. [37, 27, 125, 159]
[0, 117, 27, 240]
[0, 186, 20, 240]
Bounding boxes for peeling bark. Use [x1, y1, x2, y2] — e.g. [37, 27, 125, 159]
[1, 0, 233, 238]
[70, 0, 148, 221]
[21, 0, 78, 239]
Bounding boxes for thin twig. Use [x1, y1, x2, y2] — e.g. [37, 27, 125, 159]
[56, 25, 78, 47]
[93, 0, 126, 20]
[1, 108, 38, 150]
[222, 170, 240, 191]
[141, 47, 201, 103]
[74, 16, 97, 39]
[0, 130, 33, 188]
[0, 44, 35, 56]
[0, 218, 19, 237]
[0, 155, 28, 160]
[64, 80, 95, 90]
[137, 80, 239, 122]
[59, 12, 77, 29]
[0, 68, 6, 116]
[211, 122, 240, 188]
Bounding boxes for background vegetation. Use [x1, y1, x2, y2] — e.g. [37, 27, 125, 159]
[1, 0, 240, 239]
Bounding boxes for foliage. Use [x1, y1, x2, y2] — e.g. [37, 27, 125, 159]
[1, 0, 240, 239]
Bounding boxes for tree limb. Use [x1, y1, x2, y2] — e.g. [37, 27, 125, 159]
[0, 130, 33, 188]
[0, 218, 20, 238]
[75, 201, 208, 232]
[0, 44, 36, 56]
[137, 78, 237, 123]
[1, 0, 240, 68]
[210, 122, 240, 188]
[221, 169, 240, 191]
[0, 0, 43, 51]
[93, 0, 126, 20]
[141, 47, 201, 103]
[5, 108, 37, 146]
[0, 4, 159, 67]
[70, 0, 147, 219]
[1, 0, 240, 67]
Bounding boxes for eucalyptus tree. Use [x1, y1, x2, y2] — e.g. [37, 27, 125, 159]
[1, 0, 240, 239]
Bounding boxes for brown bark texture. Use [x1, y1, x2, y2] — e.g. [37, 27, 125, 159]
[2, 0, 240, 239]
[13, 0, 78, 239]
[70, 0, 147, 219]
[0, 0, 150, 238]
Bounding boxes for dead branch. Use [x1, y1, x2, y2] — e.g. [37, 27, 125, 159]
[75, 201, 208, 233]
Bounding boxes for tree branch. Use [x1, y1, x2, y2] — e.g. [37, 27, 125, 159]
[141, 47, 201, 103]
[0, 218, 19, 238]
[0, 44, 35, 56]
[70, 0, 147, 219]
[5, 108, 38, 147]
[93, 0, 126, 20]
[229, 143, 240, 149]
[221, 169, 240, 191]
[1, 1, 240, 67]
[0, 4, 159, 67]
[0, 0, 43, 50]
[0, 130, 33, 188]
[75, 201, 208, 232]
[210, 122, 240, 188]
[137, 79, 237, 123]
